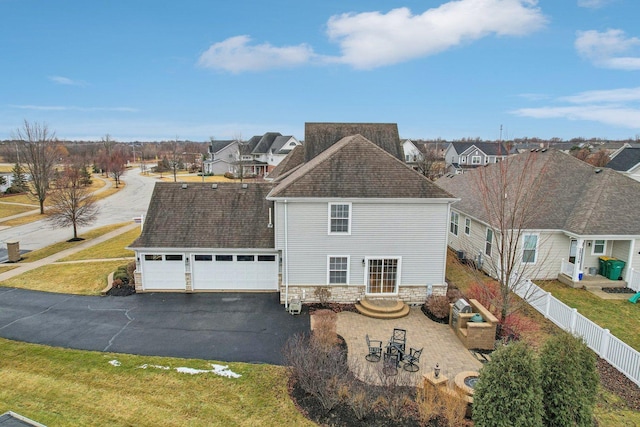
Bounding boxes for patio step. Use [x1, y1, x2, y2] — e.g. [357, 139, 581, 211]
[355, 298, 410, 319]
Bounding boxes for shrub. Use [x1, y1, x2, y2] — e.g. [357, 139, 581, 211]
[466, 280, 503, 318]
[112, 278, 124, 288]
[446, 284, 464, 303]
[500, 312, 540, 342]
[311, 309, 338, 351]
[424, 295, 450, 320]
[473, 342, 543, 426]
[314, 286, 332, 305]
[540, 333, 598, 426]
[223, 172, 235, 179]
[126, 261, 136, 285]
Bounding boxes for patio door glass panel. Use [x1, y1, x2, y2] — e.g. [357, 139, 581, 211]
[569, 239, 577, 264]
[367, 258, 398, 294]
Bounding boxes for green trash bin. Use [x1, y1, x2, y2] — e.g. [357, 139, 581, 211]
[599, 256, 613, 277]
[607, 259, 625, 281]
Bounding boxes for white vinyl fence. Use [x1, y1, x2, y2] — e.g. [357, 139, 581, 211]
[514, 277, 640, 387]
[629, 268, 640, 292]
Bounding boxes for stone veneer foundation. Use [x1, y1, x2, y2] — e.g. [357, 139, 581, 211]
[280, 284, 448, 305]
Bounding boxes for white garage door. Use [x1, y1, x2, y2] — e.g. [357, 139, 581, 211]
[142, 254, 186, 290]
[192, 254, 278, 290]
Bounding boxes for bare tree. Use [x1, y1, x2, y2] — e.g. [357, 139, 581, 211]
[109, 147, 127, 188]
[467, 152, 552, 321]
[13, 120, 61, 214]
[101, 134, 116, 176]
[587, 149, 610, 167]
[46, 169, 99, 241]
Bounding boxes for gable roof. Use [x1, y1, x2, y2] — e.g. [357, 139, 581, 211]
[251, 132, 282, 154]
[304, 122, 403, 162]
[267, 144, 305, 181]
[450, 141, 510, 156]
[272, 135, 298, 154]
[209, 140, 237, 153]
[268, 134, 454, 199]
[436, 149, 640, 236]
[130, 182, 274, 249]
[606, 147, 640, 172]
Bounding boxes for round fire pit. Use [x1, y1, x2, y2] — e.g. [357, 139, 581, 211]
[454, 371, 480, 397]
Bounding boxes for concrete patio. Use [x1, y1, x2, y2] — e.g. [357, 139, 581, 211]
[334, 307, 484, 386]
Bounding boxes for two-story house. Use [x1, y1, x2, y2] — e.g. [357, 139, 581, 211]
[129, 123, 456, 308]
[444, 141, 510, 174]
[202, 139, 239, 176]
[238, 132, 301, 177]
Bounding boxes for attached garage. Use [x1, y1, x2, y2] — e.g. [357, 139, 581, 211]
[140, 254, 187, 290]
[192, 253, 279, 291]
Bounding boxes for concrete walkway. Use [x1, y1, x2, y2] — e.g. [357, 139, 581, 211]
[336, 308, 483, 386]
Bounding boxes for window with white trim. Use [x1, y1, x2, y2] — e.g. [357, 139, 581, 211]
[485, 228, 493, 256]
[450, 211, 459, 236]
[471, 156, 481, 165]
[328, 203, 351, 234]
[522, 234, 538, 264]
[328, 256, 349, 284]
[592, 239, 606, 255]
[464, 218, 471, 235]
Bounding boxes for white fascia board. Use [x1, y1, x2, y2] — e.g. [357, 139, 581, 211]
[266, 197, 459, 204]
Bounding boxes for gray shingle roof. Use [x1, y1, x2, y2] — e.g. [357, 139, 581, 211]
[267, 144, 305, 181]
[251, 132, 282, 154]
[209, 140, 236, 153]
[450, 141, 510, 156]
[436, 149, 640, 236]
[130, 182, 274, 249]
[304, 122, 403, 162]
[606, 147, 640, 172]
[268, 134, 455, 199]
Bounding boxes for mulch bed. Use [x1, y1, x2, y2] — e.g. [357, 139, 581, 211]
[305, 303, 359, 314]
[106, 284, 136, 296]
[597, 358, 640, 411]
[420, 305, 449, 324]
[601, 287, 636, 294]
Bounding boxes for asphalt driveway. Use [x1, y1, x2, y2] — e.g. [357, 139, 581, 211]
[0, 288, 309, 365]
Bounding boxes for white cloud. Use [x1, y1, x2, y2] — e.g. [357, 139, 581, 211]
[197, 35, 315, 73]
[575, 29, 640, 70]
[512, 86, 640, 129]
[198, 0, 546, 72]
[577, 0, 612, 8]
[326, 0, 547, 69]
[48, 76, 87, 86]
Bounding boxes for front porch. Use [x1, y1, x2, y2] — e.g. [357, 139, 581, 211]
[559, 259, 627, 289]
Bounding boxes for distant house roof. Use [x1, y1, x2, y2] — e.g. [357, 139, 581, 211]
[272, 135, 297, 154]
[304, 122, 403, 162]
[209, 140, 237, 153]
[450, 141, 511, 156]
[436, 149, 640, 236]
[130, 182, 274, 249]
[268, 134, 454, 200]
[267, 144, 305, 181]
[606, 147, 640, 172]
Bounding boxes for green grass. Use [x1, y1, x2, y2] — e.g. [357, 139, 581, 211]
[18, 223, 130, 263]
[0, 260, 125, 294]
[539, 280, 640, 352]
[0, 338, 313, 427]
[0, 202, 38, 219]
[59, 226, 140, 261]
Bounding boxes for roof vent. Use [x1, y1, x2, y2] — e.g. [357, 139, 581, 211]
[541, 148, 548, 153]
[595, 168, 602, 174]
[211, 183, 218, 189]
[530, 148, 536, 152]
[181, 183, 188, 189]
[242, 183, 248, 189]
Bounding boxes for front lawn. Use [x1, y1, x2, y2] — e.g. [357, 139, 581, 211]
[59, 226, 140, 261]
[0, 338, 312, 427]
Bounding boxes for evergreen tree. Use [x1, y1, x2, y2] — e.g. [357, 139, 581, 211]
[473, 342, 543, 427]
[8, 162, 28, 193]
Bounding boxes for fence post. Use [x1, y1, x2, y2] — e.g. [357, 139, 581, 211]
[600, 329, 611, 359]
[570, 308, 578, 334]
[544, 291, 551, 318]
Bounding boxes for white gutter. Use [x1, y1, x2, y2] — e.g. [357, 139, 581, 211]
[284, 199, 289, 309]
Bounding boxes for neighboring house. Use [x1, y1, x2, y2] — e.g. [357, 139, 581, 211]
[606, 146, 640, 182]
[130, 123, 457, 306]
[443, 142, 510, 174]
[402, 139, 423, 164]
[238, 132, 301, 177]
[202, 139, 239, 176]
[436, 149, 640, 287]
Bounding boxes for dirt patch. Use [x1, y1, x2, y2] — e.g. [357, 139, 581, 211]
[597, 358, 640, 411]
[106, 284, 136, 297]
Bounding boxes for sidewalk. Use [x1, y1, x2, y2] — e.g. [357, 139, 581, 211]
[0, 222, 139, 282]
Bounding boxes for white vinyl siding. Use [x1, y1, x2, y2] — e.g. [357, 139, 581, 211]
[275, 201, 449, 287]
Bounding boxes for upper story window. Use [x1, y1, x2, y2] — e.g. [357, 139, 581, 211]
[328, 203, 351, 235]
[485, 228, 493, 256]
[450, 211, 459, 236]
[464, 218, 471, 235]
[522, 234, 538, 264]
[471, 156, 481, 165]
[592, 239, 606, 255]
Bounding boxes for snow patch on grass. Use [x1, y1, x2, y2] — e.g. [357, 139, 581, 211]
[110, 360, 241, 378]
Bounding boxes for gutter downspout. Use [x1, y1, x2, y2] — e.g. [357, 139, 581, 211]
[626, 238, 635, 283]
[284, 200, 289, 309]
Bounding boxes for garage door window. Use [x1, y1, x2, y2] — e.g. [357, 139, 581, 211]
[144, 254, 162, 261]
[165, 255, 183, 261]
[215, 255, 233, 261]
[237, 255, 255, 261]
[194, 255, 213, 261]
[258, 255, 276, 261]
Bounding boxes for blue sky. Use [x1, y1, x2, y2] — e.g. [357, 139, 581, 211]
[1, 0, 639, 142]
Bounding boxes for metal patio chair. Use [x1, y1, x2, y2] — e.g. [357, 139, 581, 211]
[402, 347, 423, 372]
[389, 328, 407, 353]
[365, 334, 383, 362]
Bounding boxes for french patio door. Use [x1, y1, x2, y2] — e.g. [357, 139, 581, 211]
[367, 258, 399, 294]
